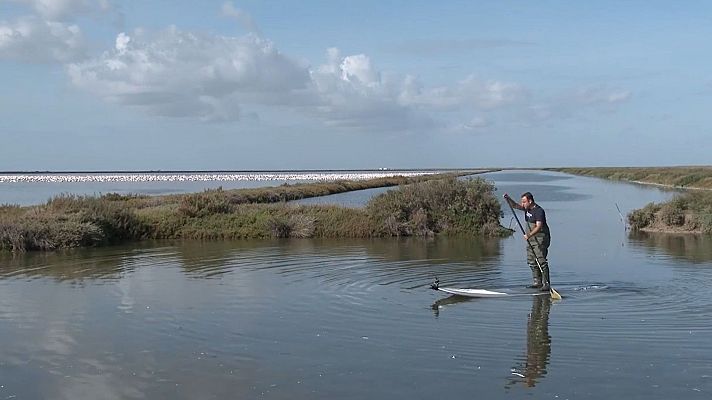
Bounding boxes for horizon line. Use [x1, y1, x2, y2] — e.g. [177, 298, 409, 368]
[0, 168, 494, 175]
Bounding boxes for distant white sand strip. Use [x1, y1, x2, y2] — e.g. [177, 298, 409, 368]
[0, 172, 436, 184]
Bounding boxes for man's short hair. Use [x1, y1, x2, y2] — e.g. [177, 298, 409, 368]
[521, 192, 534, 202]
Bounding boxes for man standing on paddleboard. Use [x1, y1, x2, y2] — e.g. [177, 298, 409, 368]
[504, 192, 552, 291]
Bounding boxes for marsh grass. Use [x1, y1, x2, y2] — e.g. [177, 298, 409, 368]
[628, 192, 712, 234]
[0, 172, 508, 251]
[552, 166, 712, 234]
[549, 166, 712, 189]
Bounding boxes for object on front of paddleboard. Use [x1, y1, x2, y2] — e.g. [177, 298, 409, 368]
[430, 277, 440, 290]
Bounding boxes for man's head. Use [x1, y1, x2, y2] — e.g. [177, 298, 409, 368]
[520, 192, 535, 210]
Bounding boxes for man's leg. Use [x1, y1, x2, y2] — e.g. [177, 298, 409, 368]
[526, 244, 543, 288]
[532, 235, 550, 291]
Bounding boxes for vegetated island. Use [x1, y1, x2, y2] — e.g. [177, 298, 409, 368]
[0, 171, 513, 252]
[548, 166, 712, 234]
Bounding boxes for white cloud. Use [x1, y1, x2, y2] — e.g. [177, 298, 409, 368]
[67, 27, 310, 121]
[0, 0, 531, 131]
[0, 15, 85, 62]
[340, 54, 380, 86]
[221, 1, 262, 36]
[0, 2, 641, 138]
[307, 48, 435, 130]
[399, 75, 525, 110]
[307, 48, 524, 131]
[0, 0, 121, 63]
[8, 0, 115, 21]
[455, 116, 490, 132]
[513, 86, 632, 125]
[65, 27, 530, 131]
[60, 19, 633, 134]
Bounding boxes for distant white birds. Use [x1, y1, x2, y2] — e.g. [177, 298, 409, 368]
[0, 172, 435, 184]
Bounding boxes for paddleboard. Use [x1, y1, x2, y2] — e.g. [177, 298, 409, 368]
[435, 287, 549, 298]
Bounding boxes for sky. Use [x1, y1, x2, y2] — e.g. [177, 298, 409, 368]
[1, 0, 711, 171]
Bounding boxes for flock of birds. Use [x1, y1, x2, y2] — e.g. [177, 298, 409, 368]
[0, 171, 434, 184]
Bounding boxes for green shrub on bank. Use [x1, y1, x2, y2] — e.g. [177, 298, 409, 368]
[267, 212, 316, 239]
[136, 206, 184, 239]
[0, 215, 103, 251]
[163, 204, 369, 240]
[47, 194, 147, 241]
[0, 195, 149, 251]
[178, 188, 233, 217]
[308, 206, 371, 238]
[628, 203, 659, 230]
[0, 173, 508, 251]
[696, 212, 712, 234]
[366, 177, 507, 237]
[660, 198, 686, 226]
[628, 192, 712, 233]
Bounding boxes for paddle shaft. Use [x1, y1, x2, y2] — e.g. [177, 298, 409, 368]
[506, 201, 545, 274]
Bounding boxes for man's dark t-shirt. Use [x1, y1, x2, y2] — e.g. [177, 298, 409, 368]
[525, 205, 550, 236]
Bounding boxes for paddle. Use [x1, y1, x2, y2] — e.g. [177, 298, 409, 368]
[505, 197, 562, 300]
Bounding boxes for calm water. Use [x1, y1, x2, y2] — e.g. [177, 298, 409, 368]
[2, 171, 711, 399]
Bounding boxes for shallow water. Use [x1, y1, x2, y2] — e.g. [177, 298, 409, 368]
[1, 171, 711, 399]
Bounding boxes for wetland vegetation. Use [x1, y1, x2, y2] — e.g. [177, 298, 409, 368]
[627, 191, 712, 234]
[0, 172, 510, 251]
[548, 166, 712, 190]
[548, 166, 712, 234]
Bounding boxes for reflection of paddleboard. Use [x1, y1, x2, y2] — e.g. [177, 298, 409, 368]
[431, 280, 549, 298]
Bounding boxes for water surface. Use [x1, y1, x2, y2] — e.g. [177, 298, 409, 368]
[1, 171, 710, 399]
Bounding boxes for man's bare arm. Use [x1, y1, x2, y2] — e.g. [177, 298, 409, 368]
[525, 221, 543, 240]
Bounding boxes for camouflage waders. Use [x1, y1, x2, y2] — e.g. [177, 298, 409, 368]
[526, 221, 551, 289]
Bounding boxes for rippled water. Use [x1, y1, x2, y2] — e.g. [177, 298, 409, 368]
[1, 171, 711, 399]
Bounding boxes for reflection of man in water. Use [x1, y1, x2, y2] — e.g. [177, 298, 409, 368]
[508, 295, 552, 388]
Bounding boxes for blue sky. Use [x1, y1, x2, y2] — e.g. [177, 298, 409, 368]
[1, 0, 711, 170]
